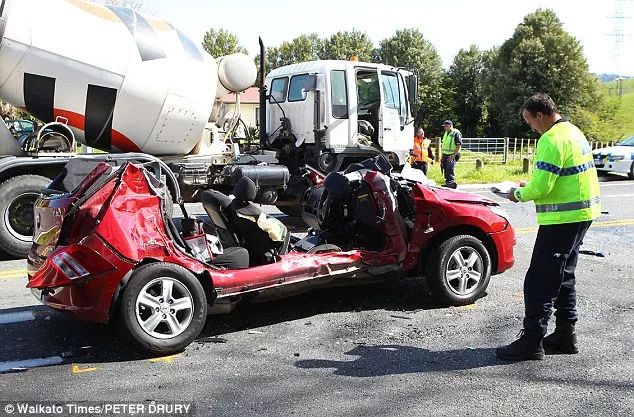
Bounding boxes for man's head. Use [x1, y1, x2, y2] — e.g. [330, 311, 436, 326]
[442, 120, 453, 132]
[416, 128, 425, 138]
[521, 93, 560, 134]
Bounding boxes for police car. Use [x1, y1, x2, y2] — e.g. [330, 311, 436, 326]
[592, 136, 634, 179]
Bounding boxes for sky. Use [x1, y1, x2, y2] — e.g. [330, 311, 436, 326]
[146, 0, 633, 76]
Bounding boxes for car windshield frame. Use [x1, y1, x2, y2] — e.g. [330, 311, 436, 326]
[617, 136, 634, 146]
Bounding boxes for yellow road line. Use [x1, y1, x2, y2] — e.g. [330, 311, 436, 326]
[149, 354, 180, 364]
[516, 219, 634, 235]
[71, 364, 98, 374]
[0, 269, 27, 279]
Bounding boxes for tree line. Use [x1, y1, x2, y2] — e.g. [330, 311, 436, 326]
[202, 9, 627, 141]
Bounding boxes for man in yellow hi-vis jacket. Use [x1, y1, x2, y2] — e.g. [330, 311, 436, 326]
[496, 93, 601, 361]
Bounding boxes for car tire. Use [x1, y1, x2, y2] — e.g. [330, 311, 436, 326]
[0, 174, 51, 259]
[119, 262, 208, 354]
[629, 162, 634, 180]
[424, 234, 492, 306]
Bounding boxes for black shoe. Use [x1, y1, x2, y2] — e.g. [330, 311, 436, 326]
[495, 330, 545, 361]
[543, 325, 579, 354]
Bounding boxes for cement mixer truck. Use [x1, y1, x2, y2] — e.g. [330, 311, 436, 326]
[0, 0, 417, 258]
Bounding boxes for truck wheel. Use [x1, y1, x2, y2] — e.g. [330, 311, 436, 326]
[629, 162, 634, 180]
[424, 235, 492, 306]
[0, 175, 51, 259]
[119, 262, 208, 354]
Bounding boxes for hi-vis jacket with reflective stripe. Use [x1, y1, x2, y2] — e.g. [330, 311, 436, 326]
[514, 120, 601, 225]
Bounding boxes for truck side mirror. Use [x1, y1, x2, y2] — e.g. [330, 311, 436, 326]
[406, 75, 418, 104]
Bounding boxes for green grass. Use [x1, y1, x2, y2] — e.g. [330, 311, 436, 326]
[426, 160, 532, 185]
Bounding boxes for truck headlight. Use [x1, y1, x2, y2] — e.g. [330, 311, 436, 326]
[490, 206, 510, 222]
[608, 155, 625, 161]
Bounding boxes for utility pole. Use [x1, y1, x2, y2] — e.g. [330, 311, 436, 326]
[607, 0, 632, 96]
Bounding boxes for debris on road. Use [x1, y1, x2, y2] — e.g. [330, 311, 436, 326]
[580, 250, 606, 257]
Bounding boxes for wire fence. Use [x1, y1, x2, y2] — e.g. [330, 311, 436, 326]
[433, 137, 619, 165]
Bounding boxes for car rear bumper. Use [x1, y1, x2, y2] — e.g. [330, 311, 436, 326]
[27, 237, 135, 323]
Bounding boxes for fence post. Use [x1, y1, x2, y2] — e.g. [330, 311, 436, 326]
[435, 137, 441, 162]
[503, 137, 509, 164]
[523, 157, 530, 173]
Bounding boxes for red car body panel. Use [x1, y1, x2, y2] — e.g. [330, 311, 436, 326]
[28, 163, 515, 324]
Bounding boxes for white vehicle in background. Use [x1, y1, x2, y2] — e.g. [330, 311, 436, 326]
[593, 136, 634, 179]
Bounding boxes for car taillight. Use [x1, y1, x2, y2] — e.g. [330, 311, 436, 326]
[28, 244, 117, 289]
[51, 252, 89, 280]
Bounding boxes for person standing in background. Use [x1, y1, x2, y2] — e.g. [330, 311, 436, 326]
[440, 120, 462, 188]
[410, 127, 434, 175]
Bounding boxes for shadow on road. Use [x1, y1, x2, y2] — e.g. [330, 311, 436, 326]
[0, 305, 153, 373]
[200, 277, 450, 337]
[0, 277, 451, 373]
[295, 344, 508, 376]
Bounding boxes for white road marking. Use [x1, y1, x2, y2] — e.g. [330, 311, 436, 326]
[0, 311, 36, 324]
[0, 356, 64, 373]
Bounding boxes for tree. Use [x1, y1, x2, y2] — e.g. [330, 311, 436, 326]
[324, 30, 375, 62]
[377, 28, 447, 136]
[488, 9, 599, 138]
[255, 33, 326, 85]
[201, 28, 248, 58]
[447, 45, 488, 137]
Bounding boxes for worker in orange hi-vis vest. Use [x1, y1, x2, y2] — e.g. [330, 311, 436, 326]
[409, 127, 434, 175]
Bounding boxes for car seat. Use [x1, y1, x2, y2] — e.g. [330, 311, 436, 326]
[228, 177, 290, 265]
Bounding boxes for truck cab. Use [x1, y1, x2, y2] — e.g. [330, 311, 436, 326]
[264, 61, 417, 173]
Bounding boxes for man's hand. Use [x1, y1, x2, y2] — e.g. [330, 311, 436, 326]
[508, 187, 520, 202]
[446, 155, 455, 163]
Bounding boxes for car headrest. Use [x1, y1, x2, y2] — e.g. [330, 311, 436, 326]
[233, 176, 257, 203]
[323, 171, 351, 196]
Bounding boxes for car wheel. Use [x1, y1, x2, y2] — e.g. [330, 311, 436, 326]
[424, 234, 492, 306]
[629, 161, 634, 180]
[119, 262, 207, 354]
[0, 175, 51, 258]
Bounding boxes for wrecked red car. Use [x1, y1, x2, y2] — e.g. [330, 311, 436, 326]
[27, 156, 515, 353]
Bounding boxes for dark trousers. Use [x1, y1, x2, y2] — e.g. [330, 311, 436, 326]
[523, 221, 592, 338]
[441, 155, 457, 187]
[411, 161, 429, 175]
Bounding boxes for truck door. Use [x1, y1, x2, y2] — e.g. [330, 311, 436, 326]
[286, 73, 316, 146]
[379, 71, 401, 152]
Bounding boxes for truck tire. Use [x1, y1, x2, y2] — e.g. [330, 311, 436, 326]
[629, 161, 634, 180]
[119, 262, 208, 354]
[0, 175, 51, 259]
[424, 234, 492, 306]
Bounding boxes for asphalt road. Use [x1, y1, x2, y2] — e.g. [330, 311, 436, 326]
[0, 178, 632, 417]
